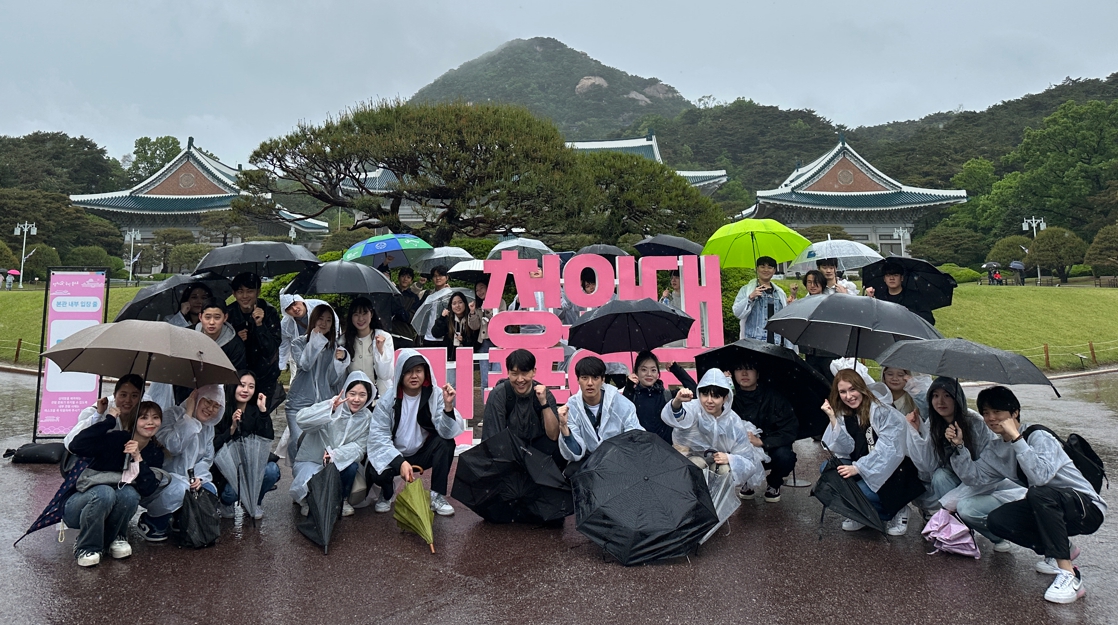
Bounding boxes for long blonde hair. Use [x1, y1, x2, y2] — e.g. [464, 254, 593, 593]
[829, 369, 876, 431]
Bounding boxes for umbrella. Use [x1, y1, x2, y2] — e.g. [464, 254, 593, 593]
[861, 257, 958, 311]
[413, 247, 474, 276]
[114, 273, 233, 322]
[811, 456, 887, 533]
[576, 244, 630, 261]
[876, 338, 1059, 396]
[212, 434, 272, 520]
[300, 261, 400, 297]
[572, 430, 718, 565]
[297, 462, 343, 554]
[13, 457, 92, 547]
[702, 219, 811, 269]
[341, 233, 433, 269]
[700, 468, 741, 544]
[448, 259, 487, 285]
[394, 470, 436, 553]
[409, 287, 474, 336]
[194, 241, 321, 279]
[787, 238, 884, 274]
[634, 234, 704, 257]
[695, 338, 832, 439]
[42, 320, 239, 387]
[486, 237, 554, 262]
[568, 298, 694, 357]
[981, 262, 1001, 270]
[1009, 260, 1026, 271]
[8, 269, 21, 276]
[766, 294, 944, 361]
[451, 430, 573, 524]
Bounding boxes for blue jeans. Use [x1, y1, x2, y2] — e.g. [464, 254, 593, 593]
[478, 339, 495, 390]
[957, 494, 1008, 543]
[820, 460, 889, 521]
[338, 463, 358, 500]
[220, 462, 281, 506]
[63, 484, 140, 555]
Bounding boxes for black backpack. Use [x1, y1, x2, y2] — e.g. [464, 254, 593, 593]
[1017, 425, 1107, 493]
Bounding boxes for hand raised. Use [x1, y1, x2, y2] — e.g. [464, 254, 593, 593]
[534, 383, 548, 405]
[676, 388, 695, 403]
[443, 384, 456, 410]
[865, 287, 876, 298]
[257, 394, 268, 412]
[96, 397, 109, 414]
[332, 394, 345, 410]
[252, 306, 265, 326]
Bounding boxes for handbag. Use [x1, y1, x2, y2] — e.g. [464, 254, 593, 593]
[76, 468, 123, 493]
[172, 488, 221, 548]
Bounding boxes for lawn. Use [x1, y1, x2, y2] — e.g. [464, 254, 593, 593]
[0, 286, 142, 366]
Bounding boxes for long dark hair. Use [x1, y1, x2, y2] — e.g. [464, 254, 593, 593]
[446, 292, 475, 344]
[179, 284, 214, 325]
[343, 296, 383, 356]
[113, 374, 146, 430]
[928, 378, 978, 462]
[305, 303, 338, 350]
[225, 369, 260, 414]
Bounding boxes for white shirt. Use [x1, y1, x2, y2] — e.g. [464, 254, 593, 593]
[394, 392, 426, 457]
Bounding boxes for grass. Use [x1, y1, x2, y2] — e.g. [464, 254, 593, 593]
[0, 286, 142, 366]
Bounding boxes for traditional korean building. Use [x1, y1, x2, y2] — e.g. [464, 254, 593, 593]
[567, 133, 728, 196]
[741, 139, 967, 256]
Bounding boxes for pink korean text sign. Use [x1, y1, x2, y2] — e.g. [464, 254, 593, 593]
[35, 269, 109, 438]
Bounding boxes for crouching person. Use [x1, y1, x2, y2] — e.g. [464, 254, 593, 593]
[556, 356, 643, 472]
[367, 349, 464, 516]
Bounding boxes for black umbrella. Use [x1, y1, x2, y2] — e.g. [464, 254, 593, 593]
[981, 262, 1001, 270]
[568, 298, 694, 357]
[766, 294, 944, 361]
[572, 430, 718, 566]
[695, 338, 832, 439]
[634, 234, 704, 257]
[194, 241, 321, 279]
[301, 261, 399, 297]
[811, 457, 887, 533]
[115, 273, 233, 322]
[577, 244, 630, 261]
[451, 430, 573, 524]
[297, 463, 343, 554]
[876, 338, 1059, 396]
[862, 256, 958, 311]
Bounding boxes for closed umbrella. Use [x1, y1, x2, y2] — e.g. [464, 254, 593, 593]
[451, 430, 572, 524]
[297, 462, 343, 554]
[342, 233, 433, 269]
[114, 273, 233, 322]
[567, 298, 693, 357]
[486, 237, 554, 262]
[300, 261, 399, 296]
[634, 234, 703, 257]
[876, 338, 1059, 396]
[787, 238, 883, 274]
[702, 219, 811, 269]
[413, 247, 474, 276]
[194, 241, 321, 279]
[861, 257, 958, 312]
[394, 470, 437, 553]
[410, 287, 474, 337]
[811, 457, 887, 534]
[212, 435, 272, 520]
[448, 259, 487, 285]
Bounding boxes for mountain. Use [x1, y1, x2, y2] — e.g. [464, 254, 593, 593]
[410, 37, 693, 140]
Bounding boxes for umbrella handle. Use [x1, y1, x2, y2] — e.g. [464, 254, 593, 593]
[410, 465, 425, 475]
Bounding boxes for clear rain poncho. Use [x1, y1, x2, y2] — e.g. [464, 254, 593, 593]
[143, 384, 225, 517]
[559, 384, 643, 462]
[290, 371, 375, 502]
[821, 382, 908, 493]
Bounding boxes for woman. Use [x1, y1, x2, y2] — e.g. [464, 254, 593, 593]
[343, 296, 394, 400]
[431, 291, 476, 386]
[821, 369, 924, 536]
[881, 367, 928, 421]
[214, 370, 281, 519]
[285, 303, 350, 460]
[468, 279, 506, 389]
[65, 400, 165, 567]
[622, 350, 694, 444]
[168, 283, 214, 328]
[290, 371, 375, 518]
[64, 374, 146, 451]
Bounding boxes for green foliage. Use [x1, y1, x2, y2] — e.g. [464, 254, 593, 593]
[0, 188, 124, 258]
[317, 251, 344, 262]
[908, 227, 988, 267]
[22, 243, 62, 280]
[950, 158, 997, 197]
[937, 263, 982, 284]
[151, 228, 196, 270]
[127, 136, 181, 186]
[795, 225, 852, 243]
[1028, 226, 1088, 283]
[1070, 264, 1095, 278]
[0, 241, 18, 269]
[167, 243, 212, 274]
[450, 237, 497, 259]
[0, 131, 125, 194]
[79, 214, 126, 257]
[719, 267, 755, 344]
[259, 273, 296, 311]
[64, 246, 114, 268]
[200, 210, 255, 246]
[986, 235, 1033, 269]
[320, 228, 376, 253]
[1085, 224, 1118, 275]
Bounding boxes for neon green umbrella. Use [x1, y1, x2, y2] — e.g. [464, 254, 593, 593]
[702, 219, 811, 269]
[394, 469, 436, 553]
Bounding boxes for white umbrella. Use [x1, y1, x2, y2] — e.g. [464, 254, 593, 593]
[414, 247, 475, 276]
[486, 237, 554, 262]
[786, 238, 883, 274]
[410, 288, 475, 336]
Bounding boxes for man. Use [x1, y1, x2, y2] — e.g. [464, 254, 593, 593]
[557, 356, 642, 466]
[279, 293, 330, 375]
[731, 256, 788, 345]
[953, 386, 1106, 604]
[816, 258, 857, 295]
[482, 349, 561, 462]
[864, 262, 935, 325]
[366, 348, 464, 516]
[729, 361, 798, 503]
[226, 273, 282, 398]
[394, 267, 422, 323]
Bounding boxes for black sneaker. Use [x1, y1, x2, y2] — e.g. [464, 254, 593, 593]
[738, 487, 755, 500]
[764, 486, 781, 502]
[137, 516, 168, 542]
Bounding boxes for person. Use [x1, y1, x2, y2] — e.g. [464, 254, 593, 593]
[659, 270, 682, 311]
[284, 303, 350, 461]
[661, 369, 766, 490]
[880, 366, 928, 422]
[5, 273, 12, 290]
[864, 261, 935, 325]
[167, 283, 214, 328]
[729, 360, 798, 502]
[226, 273, 282, 399]
[367, 349, 464, 516]
[820, 369, 922, 536]
[816, 258, 857, 295]
[993, 269, 1003, 285]
[801, 270, 826, 297]
[64, 374, 146, 451]
[796, 269, 836, 381]
[138, 385, 224, 542]
[343, 296, 395, 399]
[279, 293, 330, 376]
[64, 400, 165, 567]
[731, 256, 788, 345]
[419, 265, 452, 344]
[556, 356, 643, 467]
[481, 349, 561, 463]
[953, 386, 1106, 604]
[213, 370, 281, 520]
[469, 278, 506, 390]
[508, 263, 548, 334]
[622, 351, 694, 444]
[290, 372, 374, 518]
[431, 291, 476, 387]
[395, 267, 422, 323]
[197, 300, 247, 371]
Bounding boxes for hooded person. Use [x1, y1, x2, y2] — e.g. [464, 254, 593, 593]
[661, 369, 768, 490]
[556, 356, 643, 466]
[284, 303, 351, 461]
[290, 371, 375, 518]
[367, 349, 465, 517]
[279, 293, 332, 375]
[137, 384, 225, 542]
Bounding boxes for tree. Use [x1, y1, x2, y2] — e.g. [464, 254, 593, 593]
[75, 214, 125, 257]
[986, 235, 1033, 268]
[0, 240, 18, 269]
[21, 243, 62, 281]
[795, 225, 853, 243]
[450, 237, 497, 260]
[0, 188, 123, 258]
[0, 131, 126, 194]
[151, 228, 195, 271]
[64, 246, 114, 268]
[320, 228, 375, 253]
[167, 243, 213, 274]
[1084, 224, 1118, 276]
[200, 210, 255, 246]
[127, 136, 181, 186]
[1028, 226, 1088, 283]
[949, 158, 997, 197]
[907, 226, 988, 267]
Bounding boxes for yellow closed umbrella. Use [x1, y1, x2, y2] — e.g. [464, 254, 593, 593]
[393, 467, 436, 554]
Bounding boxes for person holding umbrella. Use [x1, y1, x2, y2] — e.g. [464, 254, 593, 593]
[556, 357, 643, 467]
[213, 370, 281, 519]
[418, 265, 453, 344]
[279, 294, 330, 377]
[343, 296, 395, 400]
[729, 360, 798, 503]
[168, 283, 215, 328]
[285, 304, 350, 461]
[226, 273, 283, 398]
[864, 262, 936, 325]
[481, 349, 561, 463]
[430, 291, 477, 386]
[731, 256, 789, 345]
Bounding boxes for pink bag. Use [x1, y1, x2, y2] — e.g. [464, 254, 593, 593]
[921, 509, 981, 559]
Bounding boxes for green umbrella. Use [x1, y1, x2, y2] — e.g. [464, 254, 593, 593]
[393, 469, 436, 553]
[701, 219, 811, 269]
[342, 233, 433, 269]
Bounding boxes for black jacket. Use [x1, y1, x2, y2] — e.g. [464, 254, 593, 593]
[876, 289, 935, 326]
[732, 385, 798, 450]
[227, 300, 282, 389]
[430, 313, 477, 360]
[68, 416, 165, 498]
[481, 379, 558, 443]
[622, 363, 696, 444]
[214, 397, 277, 454]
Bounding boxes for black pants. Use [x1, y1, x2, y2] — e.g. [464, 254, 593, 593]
[987, 485, 1104, 559]
[764, 444, 797, 489]
[370, 434, 456, 496]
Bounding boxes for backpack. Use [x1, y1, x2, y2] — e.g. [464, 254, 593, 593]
[1017, 425, 1107, 493]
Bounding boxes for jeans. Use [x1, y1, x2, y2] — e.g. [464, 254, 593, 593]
[219, 461, 282, 506]
[764, 444, 796, 489]
[63, 484, 140, 555]
[370, 434, 456, 496]
[956, 494, 1007, 543]
[338, 463, 358, 500]
[987, 485, 1105, 559]
[919, 467, 963, 512]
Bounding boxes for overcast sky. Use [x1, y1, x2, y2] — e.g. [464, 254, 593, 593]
[3, 0, 1117, 167]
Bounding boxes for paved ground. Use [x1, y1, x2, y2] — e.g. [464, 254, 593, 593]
[1, 371, 1115, 625]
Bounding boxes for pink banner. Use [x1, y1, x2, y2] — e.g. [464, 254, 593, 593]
[36, 270, 108, 437]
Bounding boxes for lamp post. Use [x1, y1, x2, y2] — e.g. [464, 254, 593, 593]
[14, 222, 36, 288]
[288, 226, 297, 244]
[893, 227, 911, 257]
[1022, 216, 1046, 286]
[125, 229, 141, 285]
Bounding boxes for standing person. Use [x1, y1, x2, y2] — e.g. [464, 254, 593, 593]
[621, 351, 693, 444]
[556, 356, 643, 467]
[279, 294, 330, 376]
[168, 284, 214, 328]
[419, 265, 452, 345]
[284, 303, 350, 461]
[226, 273, 282, 399]
[660, 270, 682, 311]
[214, 370, 281, 520]
[469, 278, 506, 390]
[430, 291, 476, 387]
[817, 259, 857, 295]
[729, 360, 798, 503]
[366, 349, 464, 516]
[394, 267, 422, 324]
[5, 273, 12, 291]
[864, 262, 935, 325]
[64, 375, 146, 451]
[343, 296, 395, 400]
[954, 386, 1106, 604]
[731, 256, 788, 345]
[481, 349, 561, 463]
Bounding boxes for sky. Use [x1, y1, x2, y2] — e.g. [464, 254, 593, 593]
[3, 0, 1117, 167]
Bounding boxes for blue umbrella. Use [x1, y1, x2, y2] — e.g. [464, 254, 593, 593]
[341, 233, 433, 269]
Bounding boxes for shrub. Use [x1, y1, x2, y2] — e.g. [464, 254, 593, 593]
[938, 263, 982, 283]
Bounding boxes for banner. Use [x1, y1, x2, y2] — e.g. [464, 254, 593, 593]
[34, 268, 110, 439]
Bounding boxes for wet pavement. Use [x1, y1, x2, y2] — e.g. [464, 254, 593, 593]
[1, 371, 1116, 625]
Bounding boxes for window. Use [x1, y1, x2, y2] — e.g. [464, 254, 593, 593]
[880, 243, 902, 257]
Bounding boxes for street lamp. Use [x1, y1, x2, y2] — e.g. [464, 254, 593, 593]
[893, 227, 911, 257]
[288, 226, 297, 243]
[1022, 216, 1046, 286]
[124, 229, 141, 285]
[13, 222, 36, 288]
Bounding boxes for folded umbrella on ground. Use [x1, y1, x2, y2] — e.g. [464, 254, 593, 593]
[811, 457, 887, 534]
[451, 430, 572, 524]
[875, 338, 1059, 396]
[297, 462, 343, 554]
[394, 469, 436, 553]
[212, 434, 272, 521]
[194, 241, 321, 279]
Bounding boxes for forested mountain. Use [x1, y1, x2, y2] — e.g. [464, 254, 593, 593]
[410, 37, 692, 140]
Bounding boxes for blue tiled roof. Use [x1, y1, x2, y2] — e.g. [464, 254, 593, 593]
[73, 193, 239, 214]
[759, 190, 965, 210]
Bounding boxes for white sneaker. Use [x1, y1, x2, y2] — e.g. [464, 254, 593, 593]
[299, 501, 309, 517]
[252, 510, 264, 521]
[1044, 568, 1085, 604]
[375, 494, 393, 513]
[108, 539, 132, 559]
[1036, 545, 1081, 574]
[886, 507, 909, 536]
[842, 518, 866, 532]
[76, 550, 101, 567]
[430, 492, 455, 516]
[341, 502, 355, 517]
[992, 540, 1013, 553]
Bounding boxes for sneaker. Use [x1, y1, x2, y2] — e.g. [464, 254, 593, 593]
[841, 518, 866, 532]
[341, 501, 355, 517]
[1036, 545, 1081, 574]
[76, 550, 101, 567]
[374, 493, 393, 513]
[738, 487, 755, 501]
[219, 503, 237, 519]
[430, 492, 455, 516]
[886, 507, 909, 536]
[1044, 568, 1085, 604]
[137, 517, 168, 543]
[299, 501, 310, 517]
[992, 540, 1013, 553]
[764, 486, 781, 503]
[108, 538, 132, 559]
[252, 510, 264, 521]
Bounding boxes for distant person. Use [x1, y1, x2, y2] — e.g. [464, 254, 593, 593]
[993, 270, 1003, 285]
[395, 267, 422, 323]
[659, 270, 682, 311]
[5, 273, 13, 290]
[279, 294, 330, 376]
[731, 256, 789, 345]
[430, 291, 477, 386]
[469, 278, 505, 390]
[226, 273, 282, 398]
[864, 261, 935, 325]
